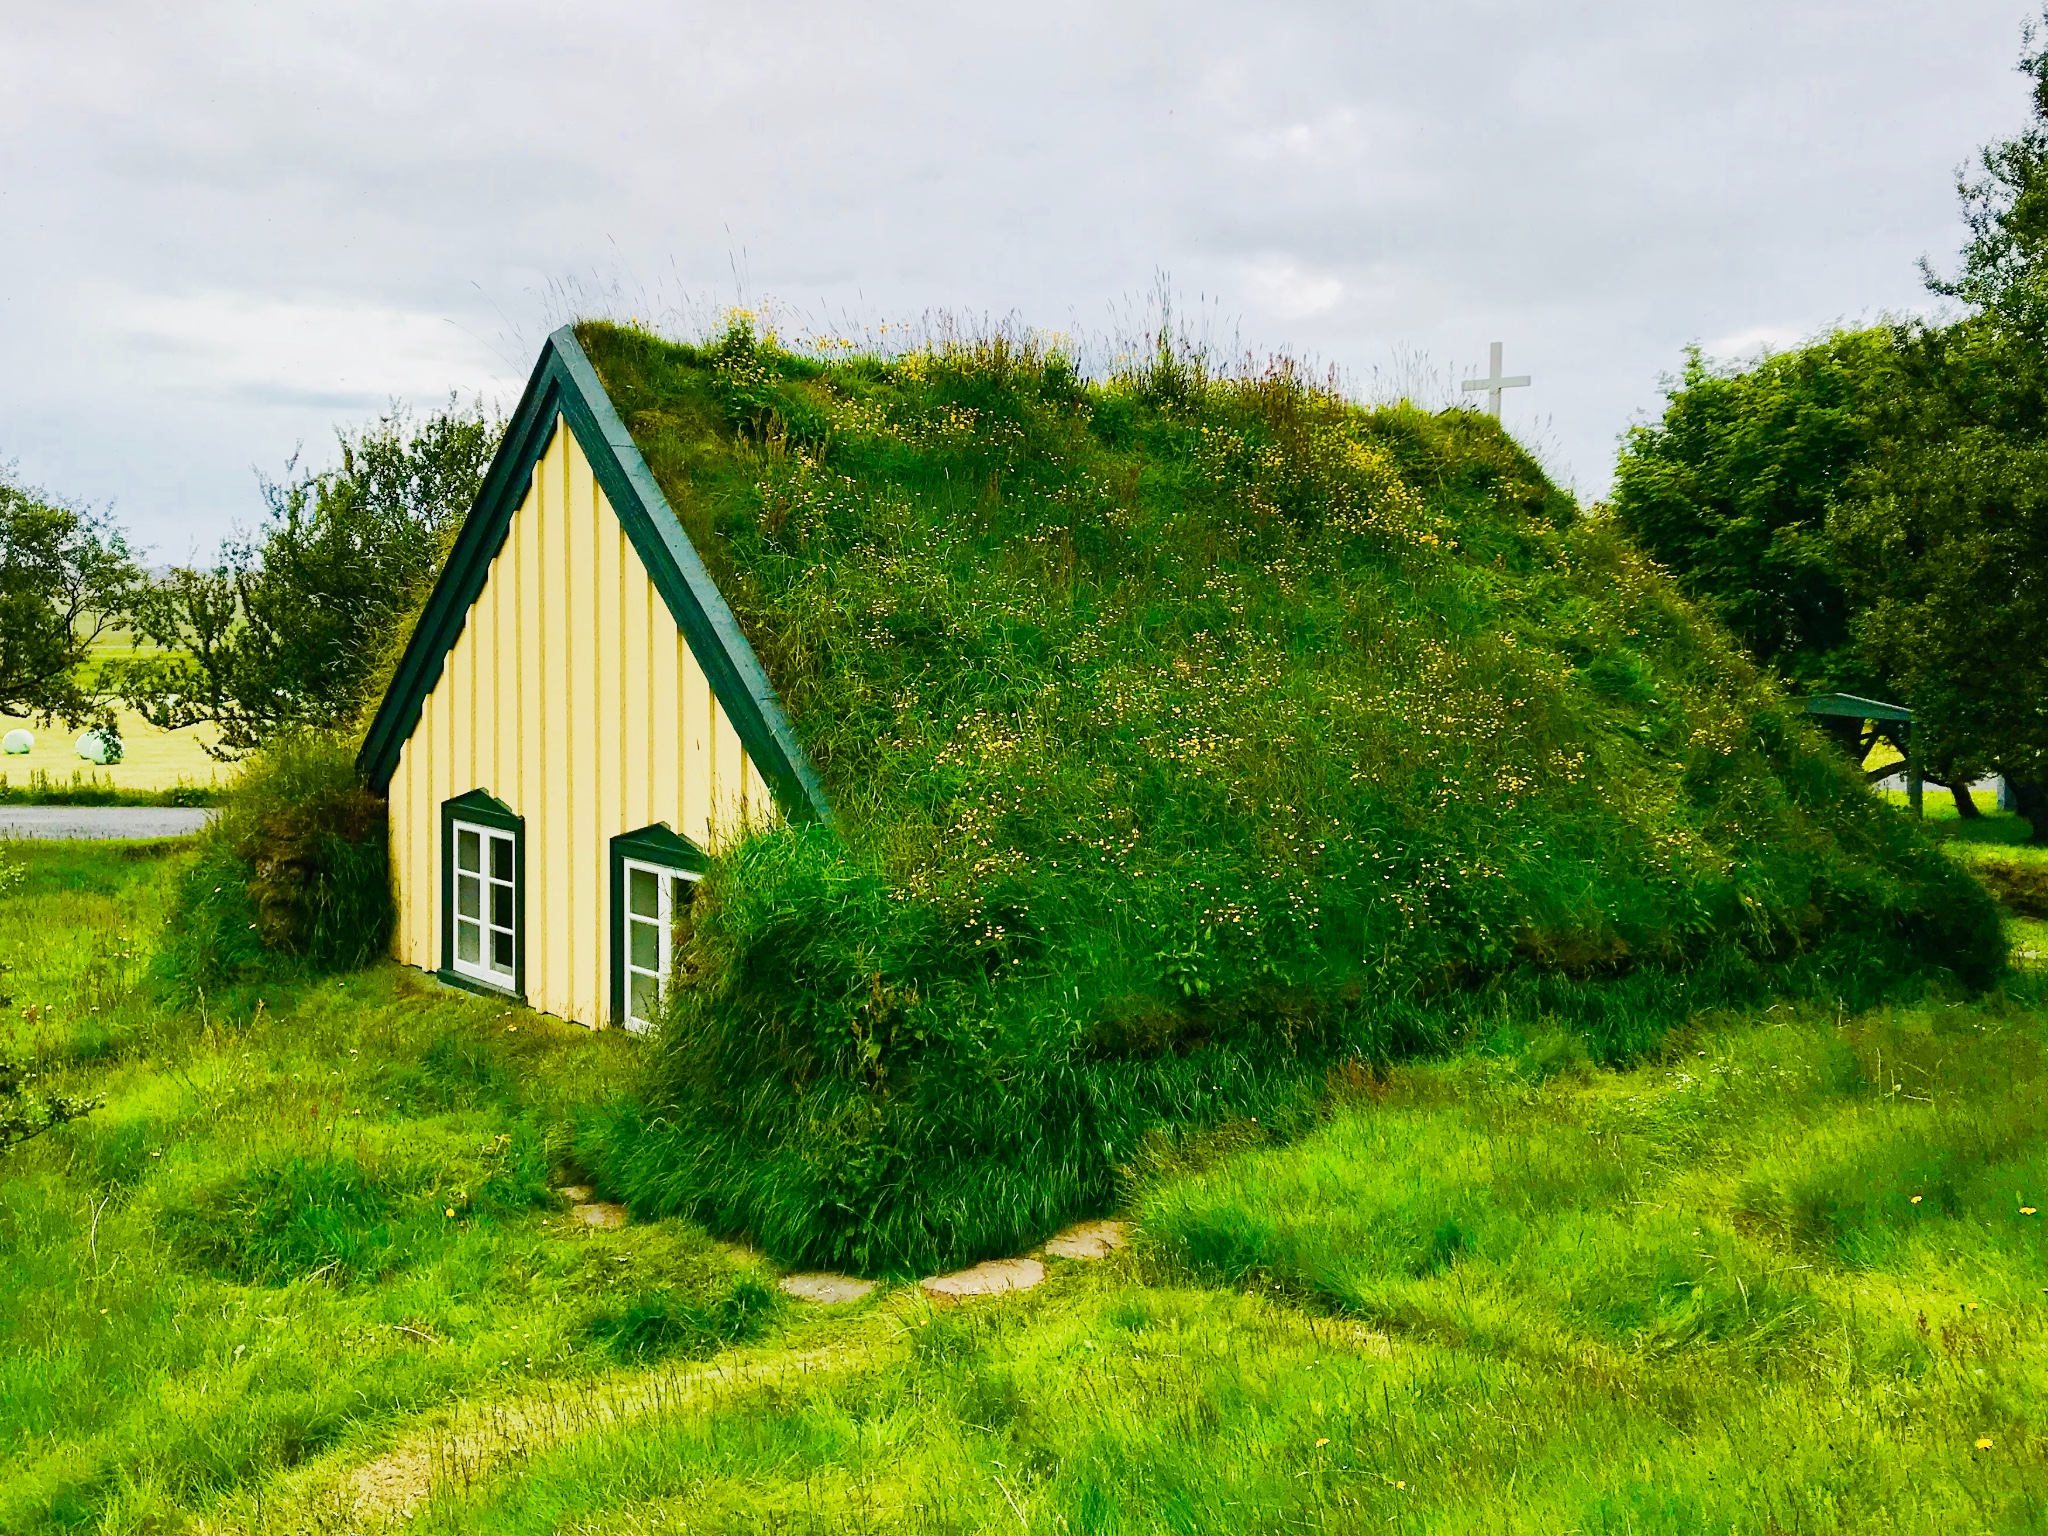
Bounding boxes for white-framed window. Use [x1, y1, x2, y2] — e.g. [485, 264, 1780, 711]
[452, 820, 518, 988]
[621, 858, 699, 1033]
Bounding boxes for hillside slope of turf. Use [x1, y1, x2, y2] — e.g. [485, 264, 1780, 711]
[576, 319, 2003, 1274]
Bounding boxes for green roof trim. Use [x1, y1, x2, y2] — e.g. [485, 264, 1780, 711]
[356, 326, 833, 827]
[1801, 692, 1914, 723]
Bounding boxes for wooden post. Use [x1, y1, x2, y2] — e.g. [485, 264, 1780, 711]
[1905, 723, 1923, 818]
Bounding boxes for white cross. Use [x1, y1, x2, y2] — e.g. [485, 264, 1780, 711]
[1461, 341, 1530, 416]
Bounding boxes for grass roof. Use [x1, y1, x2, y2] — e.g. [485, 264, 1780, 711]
[575, 318, 2001, 1274]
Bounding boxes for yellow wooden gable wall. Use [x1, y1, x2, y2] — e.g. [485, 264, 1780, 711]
[387, 415, 775, 1026]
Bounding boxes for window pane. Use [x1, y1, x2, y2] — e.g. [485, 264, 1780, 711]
[673, 876, 695, 912]
[630, 918, 659, 972]
[457, 920, 480, 965]
[491, 835, 513, 882]
[458, 829, 480, 873]
[629, 867, 658, 918]
[491, 929, 513, 973]
[457, 874, 480, 920]
[491, 883, 513, 929]
[630, 972, 658, 1023]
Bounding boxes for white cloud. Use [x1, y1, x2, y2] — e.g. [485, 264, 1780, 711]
[1229, 107, 1373, 164]
[106, 289, 524, 408]
[1242, 257, 1347, 320]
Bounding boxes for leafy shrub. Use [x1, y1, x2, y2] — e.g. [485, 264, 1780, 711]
[575, 320, 2006, 1274]
[155, 732, 392, 1001]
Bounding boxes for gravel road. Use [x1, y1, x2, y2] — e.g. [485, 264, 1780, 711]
[0, 807, 216, 840]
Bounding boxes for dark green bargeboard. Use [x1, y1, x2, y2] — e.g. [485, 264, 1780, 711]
[574, 319, 2004, 1275]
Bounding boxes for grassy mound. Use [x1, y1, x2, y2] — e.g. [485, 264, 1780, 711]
[576, 319, 2003, 1275]
[155, 731, 393, 1007]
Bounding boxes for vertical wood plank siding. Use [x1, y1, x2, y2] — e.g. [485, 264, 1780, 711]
[388, 417, 777, 1026]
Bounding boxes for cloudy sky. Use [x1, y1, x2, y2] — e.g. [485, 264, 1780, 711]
[0, 1, 2030, 555]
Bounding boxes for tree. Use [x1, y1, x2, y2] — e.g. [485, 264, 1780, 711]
[1613, 18, 2048, 840]
[1831, 322, 2048, 840]
[0, 470, 141, 731]
[1924, 17, 2048, 338]
[1823, 18, 2048, 843]
[124, 400, 500, 757]
[1609, 332, 1956, 792]
[1611, 331, 1901, 695]
[1838, 433, 2048, 832]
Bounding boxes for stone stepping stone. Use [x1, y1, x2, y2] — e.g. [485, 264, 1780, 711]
[555, 1185, 594, 1203]
[778, 1272, 875, 1305]
[1043, 1220, 1128, 1260]
[572, 1202, 627, 1229]
[921, 1257, 1044, 1303]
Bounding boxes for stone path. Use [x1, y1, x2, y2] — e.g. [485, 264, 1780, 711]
[778, 1273, 876, 1304]
[547, 1184, 1127, 1306]
[921, 1257, 1045, 1303]
[773, 1220, 1132, 1309]
[1043, 1220, 1128, 1260]
[0, 806, 214, 840]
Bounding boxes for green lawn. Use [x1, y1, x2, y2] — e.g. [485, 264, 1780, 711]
[3, 838, 2045, 1532]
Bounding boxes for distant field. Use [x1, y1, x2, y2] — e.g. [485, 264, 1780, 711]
[0, 707, 226, 792]
[1, 632, 230, 793]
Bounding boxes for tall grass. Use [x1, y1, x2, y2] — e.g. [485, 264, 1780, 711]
[3, 840, 2042, 1531]
[391, 990, 2048, 1535]
[576, 319, 2003, 1273]
[0, 841, 769, 1533]
[0, 768, 219, 806]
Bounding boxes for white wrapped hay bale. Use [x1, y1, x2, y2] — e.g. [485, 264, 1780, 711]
[74, 729, 123, 766]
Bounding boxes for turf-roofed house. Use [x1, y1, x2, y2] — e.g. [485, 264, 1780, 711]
[359, 326, 832, 1031]
[365, 316, 1999, 1273]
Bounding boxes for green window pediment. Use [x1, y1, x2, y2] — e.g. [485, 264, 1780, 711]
[611, 821, 710, 873]
[443, 787, 520, 830]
